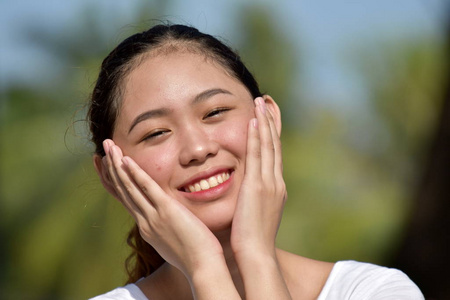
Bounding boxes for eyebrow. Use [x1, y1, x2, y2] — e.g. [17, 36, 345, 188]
[128, 108, 171, 134]
[127, 88, 233, 134]
[192, 88, 232, 105]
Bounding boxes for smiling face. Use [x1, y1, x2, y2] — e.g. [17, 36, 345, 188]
[112, 51, 256, 232]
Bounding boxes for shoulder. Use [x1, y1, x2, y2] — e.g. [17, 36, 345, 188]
[317, 260, 424, 300]
[89, 283, 148, 300]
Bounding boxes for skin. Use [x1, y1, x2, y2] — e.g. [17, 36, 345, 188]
[94, 51, 334, 299]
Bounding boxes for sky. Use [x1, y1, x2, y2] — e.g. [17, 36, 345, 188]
[0, 0, 447, 108]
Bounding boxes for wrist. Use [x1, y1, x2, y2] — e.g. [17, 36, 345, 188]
[233, 249, 291, 300]
[187, 257, 241, 300]
[232, 242, 277, 264]
[235, 250, 279, 268]
[184, 252, 228, 280]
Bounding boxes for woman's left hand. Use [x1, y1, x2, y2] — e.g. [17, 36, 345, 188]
[230, 97, 291, 299]
[230, 96, 287, 259]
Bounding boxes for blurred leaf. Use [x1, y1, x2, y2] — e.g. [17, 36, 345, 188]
[235, 5, 299, 116]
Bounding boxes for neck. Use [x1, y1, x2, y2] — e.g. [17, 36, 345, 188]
[140, 228, 252, 299]
[213, 228, 246, 298]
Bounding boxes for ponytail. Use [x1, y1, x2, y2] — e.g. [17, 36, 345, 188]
[125, 224, 165, 283]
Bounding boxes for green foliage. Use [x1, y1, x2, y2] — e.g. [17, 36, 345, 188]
[235, 5, 298, 113]
[0, 85, 130, 298]
[349, 37, 447, 186]
[278, 118, 408, 263]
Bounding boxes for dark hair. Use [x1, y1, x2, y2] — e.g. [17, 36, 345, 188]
[88, 23, 262, 283]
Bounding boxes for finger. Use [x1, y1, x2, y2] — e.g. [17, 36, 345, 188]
[244, 114, 261, 180]
[99, 155, 121, 199]
[265, 109, 283, 179]
[102, 141, 154, 233]
[255, 98, 275, 180]
[103, 140, 131, 204]
[104, 141, 146, 219]
[121, 155, 170, 211]
[109, 145, 158, 216]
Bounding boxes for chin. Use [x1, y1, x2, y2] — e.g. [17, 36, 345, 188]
[194, 203, 235, 233]
[206, 219, 233, 233]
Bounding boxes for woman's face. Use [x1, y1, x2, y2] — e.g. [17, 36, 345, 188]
[112, 52, 255, 232]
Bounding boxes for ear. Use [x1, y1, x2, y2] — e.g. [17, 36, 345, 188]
[93, 154, 120, 200]
[262, 95, 282, 136]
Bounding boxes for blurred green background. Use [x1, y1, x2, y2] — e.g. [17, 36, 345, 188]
[1, 0, 449, 299]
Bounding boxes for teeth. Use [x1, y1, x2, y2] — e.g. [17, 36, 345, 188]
[186, 172, 231, 193]
[200, 179, 209, 190]
[208, 176, 218, 187]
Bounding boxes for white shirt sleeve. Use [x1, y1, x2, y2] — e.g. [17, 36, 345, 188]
[317, 260, 424, 300]
[88, 283, 148, 300]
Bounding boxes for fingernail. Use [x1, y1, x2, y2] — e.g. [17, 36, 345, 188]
[122, 156, 130, 166]
[259, 98, 266, 114]
[103, 140, 110, 153]
[252, 118, 258, 128]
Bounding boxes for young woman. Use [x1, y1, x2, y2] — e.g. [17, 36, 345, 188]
[88, 24, 423, 299]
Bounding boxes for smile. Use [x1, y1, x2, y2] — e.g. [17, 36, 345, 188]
[183, 171, 231, 193]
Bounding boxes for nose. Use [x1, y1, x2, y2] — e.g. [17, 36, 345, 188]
[179, 124, 219, 166]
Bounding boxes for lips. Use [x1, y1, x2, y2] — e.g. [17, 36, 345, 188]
[181, 170, 231, 193]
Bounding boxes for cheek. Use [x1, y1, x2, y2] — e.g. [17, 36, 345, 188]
[128, 144, 177, 187]
[213, 117, 249, 155]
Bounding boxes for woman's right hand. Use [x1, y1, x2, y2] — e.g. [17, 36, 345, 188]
[101, 139, 224, 278]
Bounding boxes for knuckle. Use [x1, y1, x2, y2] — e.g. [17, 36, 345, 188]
[275, 139, 282, 150]
[275, 181, 287, 199]
[283, 191, 288, 203]
[251, 148, 262, 159]
[264, 140, 275, 151]
[254, 185, 264, 194]
[138, 226, 151, 239]
[123, 181, 135, 193]
[140, 184, 148, 194]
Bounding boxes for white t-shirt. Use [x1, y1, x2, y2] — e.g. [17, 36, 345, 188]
[89, 283, 147, 300]
[317, 260, 424, 299]
[89, 260, 424, 300]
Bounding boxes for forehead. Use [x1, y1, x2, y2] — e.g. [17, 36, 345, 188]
[121, 52, 250, 110]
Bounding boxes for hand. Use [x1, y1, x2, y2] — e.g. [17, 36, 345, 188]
[230, 97, 287, 259]
[101, 139, 224, 277]
[229, 97, 291, 299]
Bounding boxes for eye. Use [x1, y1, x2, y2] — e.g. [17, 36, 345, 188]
[203, 107, 231, 119]
[142, 129, 170, 141]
